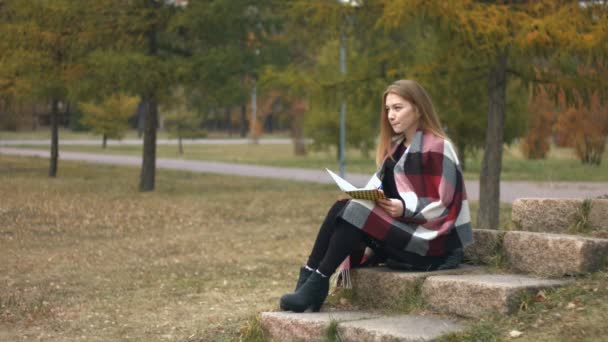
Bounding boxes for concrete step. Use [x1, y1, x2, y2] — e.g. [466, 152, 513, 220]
[422, 273, 569, 318]
[465, 229, 608, 277]
[503, 230, 608, 276]
[350, 265, 482, 310]
[260, 311, 465, 341]
[512, 198, 608, 233]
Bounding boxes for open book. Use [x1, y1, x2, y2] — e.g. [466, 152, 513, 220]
[326, 169, 387, 201]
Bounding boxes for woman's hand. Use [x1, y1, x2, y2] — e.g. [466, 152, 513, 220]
[376, 190, 404, 218]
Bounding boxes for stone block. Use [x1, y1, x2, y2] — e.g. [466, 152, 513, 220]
[511, 198, 583, 233]
[422, 274, 567, 318]
[338, 315, 465, 341]
[350, 265, 480, 310]
[589, 199, 608, 230]
[503, 231, 608, 276]
[464, 229, 505, 264]
[260, 311, 379, 342]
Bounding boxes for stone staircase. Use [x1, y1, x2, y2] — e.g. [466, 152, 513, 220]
[260, 198, 608, 341]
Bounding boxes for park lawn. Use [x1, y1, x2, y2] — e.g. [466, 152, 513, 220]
[1, 155, 339, 341]
[1, 155, 608, 341]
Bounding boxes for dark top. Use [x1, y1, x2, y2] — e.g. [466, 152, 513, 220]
[381, 142, 407, 200]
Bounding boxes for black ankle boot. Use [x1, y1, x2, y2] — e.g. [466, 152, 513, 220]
[280, 272, 330, 313]
[295, 267, 314, 291]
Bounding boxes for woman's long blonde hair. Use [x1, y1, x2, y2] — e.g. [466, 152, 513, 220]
[376, 80, 447, 166]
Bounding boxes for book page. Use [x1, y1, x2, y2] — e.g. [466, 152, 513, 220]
[325, 169, 357, 192]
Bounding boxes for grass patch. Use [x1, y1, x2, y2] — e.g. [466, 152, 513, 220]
[439, 271, 608, 341]
[324, 320, 340, 342]
[238, 314, 268, 342]
[468, 202, 513, 231]
[389, 279, 425, 313]
[568, 199, 592, 235]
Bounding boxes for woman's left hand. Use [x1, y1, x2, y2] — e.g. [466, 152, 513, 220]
[376, 191, 404, 218]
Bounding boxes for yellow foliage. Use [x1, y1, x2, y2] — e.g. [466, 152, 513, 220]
[378, 0, 606, 57]
[80, 94, 139, 139]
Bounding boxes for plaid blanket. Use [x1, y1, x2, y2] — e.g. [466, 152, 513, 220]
[338, 130, 473, 257]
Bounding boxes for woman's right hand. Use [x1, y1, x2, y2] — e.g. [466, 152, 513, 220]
[375, 190, 404, 218]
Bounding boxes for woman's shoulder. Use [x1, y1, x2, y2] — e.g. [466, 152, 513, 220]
[421, 131, 452, 151]
[420, 132, 460, 162]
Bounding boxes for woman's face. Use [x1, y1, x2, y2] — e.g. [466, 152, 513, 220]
[385, 93, 420, 135]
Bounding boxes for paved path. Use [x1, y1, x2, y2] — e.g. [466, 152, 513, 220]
[0, 138, 300, 146]
[1, 147, 607, 203]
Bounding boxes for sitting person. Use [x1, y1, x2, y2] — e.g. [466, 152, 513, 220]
[280, 79, 473, 313]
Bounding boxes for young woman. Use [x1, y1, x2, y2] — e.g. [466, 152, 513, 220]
[280, 79, 473, 313]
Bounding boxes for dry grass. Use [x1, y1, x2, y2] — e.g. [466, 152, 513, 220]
[0, 155, 339, 341]
[439, 271, 608, 341]
[2, 155, 607, 341]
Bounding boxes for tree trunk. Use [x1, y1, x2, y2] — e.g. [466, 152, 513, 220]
[102, 134, 107, 149]
[292, 112, 306, 156]
[478, 49, 508, 230]
[49, 99, 59, 177]
[64, 102, 71, 129]
[240, 104, 248, 137]
[225, 107, 232, 137]
[139, 17, 158, 192]
[457, 140, 467, 172]
[140, 96, 158, 191]
[178, 135, 183, 155]
[137, 101, 145, 138]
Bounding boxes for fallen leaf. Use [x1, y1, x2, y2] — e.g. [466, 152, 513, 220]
[510, 330, 523, 338]
[534, 290, 546, 302]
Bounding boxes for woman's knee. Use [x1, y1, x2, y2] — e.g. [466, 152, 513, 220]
[327, 199, 349, 217]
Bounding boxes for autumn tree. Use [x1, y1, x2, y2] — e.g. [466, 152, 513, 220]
[1, 0, 100, 177]
[80, 94, 139, 148]
[264, 0, 390, 162]
[176, 0, 278, 143]
[162, 89, 206, 155]
[77, 0, 189, 191]
[376, 0, 608, 229]
[520, 84, 555, 159]
[553, 86, 608, 165]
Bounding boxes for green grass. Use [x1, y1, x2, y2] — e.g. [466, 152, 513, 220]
[1, 155, 607, 341]
[463, 143, 608, 182]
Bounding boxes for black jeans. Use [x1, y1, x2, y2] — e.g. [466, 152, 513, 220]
[306, 200, 364, 276]
[306, 200, 462, 275]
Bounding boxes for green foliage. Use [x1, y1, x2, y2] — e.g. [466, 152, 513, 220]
[163, 104, 207, 140]
[324, 320, 340, 342]
[80, 94, 139, 140]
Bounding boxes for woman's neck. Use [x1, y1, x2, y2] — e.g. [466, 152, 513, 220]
[403, 126, 419, 146]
